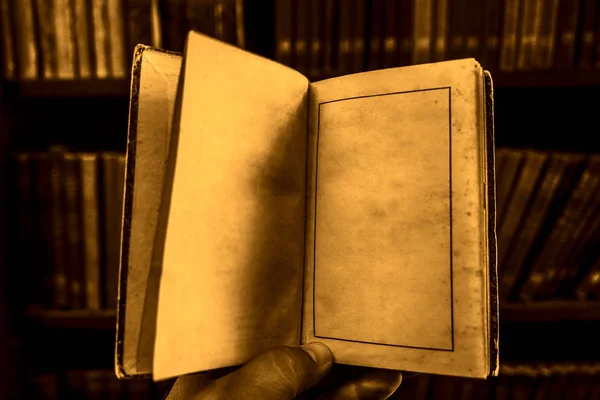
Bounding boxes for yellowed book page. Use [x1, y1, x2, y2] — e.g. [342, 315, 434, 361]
[120, 47, 182, 377]
[153, 32, 309, 380]
[303, 59, 489, 378]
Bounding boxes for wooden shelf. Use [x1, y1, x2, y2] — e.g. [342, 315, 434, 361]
[501, 301, 600, 322]
[4, 79, 130, 98]
[2, 68, 600, 99]
[23, 308, 117, 329]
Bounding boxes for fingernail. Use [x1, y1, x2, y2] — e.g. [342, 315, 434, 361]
[301, 342, 333, 366]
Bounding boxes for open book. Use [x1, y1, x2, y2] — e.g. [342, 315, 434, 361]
[115, 31, 499, 382]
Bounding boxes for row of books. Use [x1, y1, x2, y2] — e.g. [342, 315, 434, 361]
[275, 0, 600, 77]
[0, 0, 244, 81]
[391, 363, 600, 399]
[29, 369, 173, 399]
[10, 149, 125, 311]
[496, 148, 600, 303]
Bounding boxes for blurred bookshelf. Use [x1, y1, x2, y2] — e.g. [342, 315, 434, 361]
[1, 0, 600, 399]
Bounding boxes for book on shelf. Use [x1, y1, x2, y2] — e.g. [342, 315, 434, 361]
[116, 31, 498, 381]
[0, 0, 245, 81]
[10, 150, 125, 312]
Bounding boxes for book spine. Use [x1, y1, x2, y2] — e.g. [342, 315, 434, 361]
[519, 157, 591, 301]
[14, 154, 41, 307]
[352, 0, 366, 73]
[164, 0, 187, 52]
[34, 153, 54, 308]
[381, 0, 397, 67]
[218, 0, 238, 45]
[102, 153, 124, 309]
[499, 0, 521, 71]
[49, 150, 68, 308]
[92, 0, 110, 78]
[448, 0, 466, 59]
[15, 0, 39, 79]
[295, 0, 309, 74]
[577, 0, 597, 68]
[464, 0, 482, 59]
[547, 158, 600, 296]
[124, 0, 153, 71]
[557, 189, 600, 296]
[338, 0, 353, 74]
[235, 0, 245, 48]
[497, 151, 547, 299]
[323, 0, 336, 75]
[517, 0, 543, 70]
[309, 0, 323, 76]
[532, 0, 553, 68]
[368, 0, 383, 70]
[432, 0, 448, 62]
[500, 153, 567, 302]
[481, 0, 502, 69]
[107, 0, 126, 78]
[80, 153, 101, 310]
[575, 256, 600, 300]
[63, 152, 85, 309]
[553, 0, 580, 69]
[0, 0, 16, 79]
[274, 0, 293, 67]
[54, 0, 76, 79]
[34, 0, 58, 79]
[412, 0, 433, 64]
[213, 0, 224, 40]
[496, 149, 524, 231]
[150, 0, 162, 48]
[72, 0, 92, 78]
[397, 0, 413, 66]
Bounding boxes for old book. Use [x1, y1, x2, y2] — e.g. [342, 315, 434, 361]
[577, 0, 597, 69]
[553, 0, 580, 69]
[107, 0, 126, 78]
[431, 0, 449, 62]
[516, 0, 543, 70]
[274, 0, 293, 67]
[101, 152, 125, 309]
[295, 0, 310, 74]
[54, 0, 76, 79]
[397, 0, 413, 66]
[49, 148, 69, 309]
[412, 0, 433, 64]
[519, 155, 590, 301]
[80, 153, 102, 310]
[73, 0, 93, 78]
[496, 150, 547, 280]
[92, 0, 110, 78]
[534, 0, 560, 69]
[499, 0, 522, 71]
[63, 153, 85, 309]
[115, 32, 498, 381]
[481, 0, 502, 70]
[308, 0, 323, 76]
[499, 152, 571, 302]
[381, 0, 398, 67]
[34, 0, 58, 79]
[352, 0, 366, 73]
[368, 0, 383, 70]
[0, 0, 15, 79]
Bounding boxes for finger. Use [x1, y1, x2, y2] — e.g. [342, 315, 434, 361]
[316, 369, 402, 400]
[200, 342, 333, 400]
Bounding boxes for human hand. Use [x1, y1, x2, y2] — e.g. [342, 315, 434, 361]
[166, 342, 403, 399]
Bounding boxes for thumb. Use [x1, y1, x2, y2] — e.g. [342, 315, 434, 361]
[202, 342, 333, 400]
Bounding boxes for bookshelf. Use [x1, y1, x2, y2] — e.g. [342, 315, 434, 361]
[1, 0, 600, 399]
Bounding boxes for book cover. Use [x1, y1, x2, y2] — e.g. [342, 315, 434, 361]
[116, 33, 498, 381]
